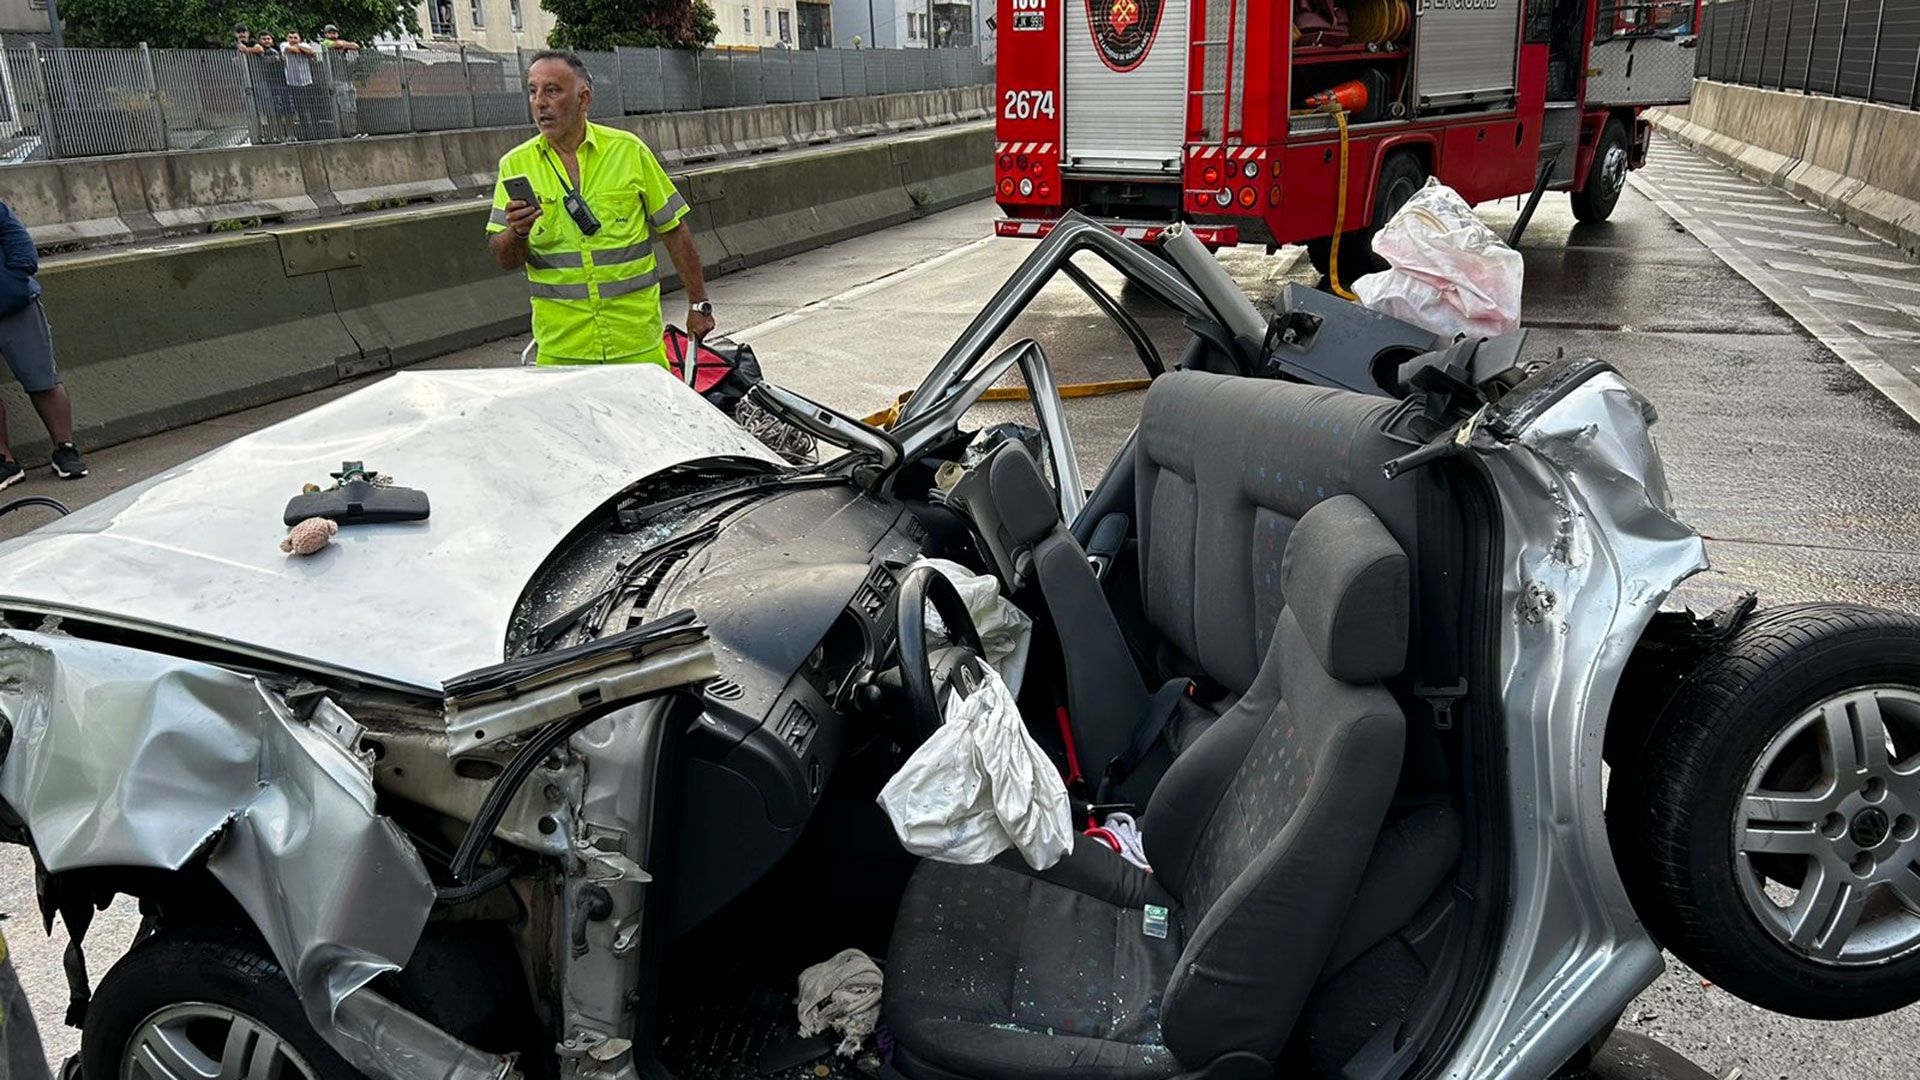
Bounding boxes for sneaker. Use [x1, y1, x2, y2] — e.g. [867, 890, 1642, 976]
[0, 457, 21, 492]
[50, 443, 87, 480]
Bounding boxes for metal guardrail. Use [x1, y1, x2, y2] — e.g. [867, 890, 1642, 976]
[0, 43, 994, 163]
[1697, 0, 1920, 111]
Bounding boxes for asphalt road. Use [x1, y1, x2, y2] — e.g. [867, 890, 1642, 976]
[5, 134, 1920, 1078]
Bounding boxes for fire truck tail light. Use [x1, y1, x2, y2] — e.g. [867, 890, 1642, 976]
[1242, 161, 1259, 179]
[1015, 154, 1029, 171]
[1269, 187, 1281, 207]
[999, 178, 1015, 196]
[1201, 163, 1220, 186]
[1019, 178, 1034, 197]
[1039, 182, 1053, 199]
[1214, 189, 1233, 207]
[998, 154, 1012, 171]
[1032, 157, 1045, 172]
[1238, 187, 1257, 208]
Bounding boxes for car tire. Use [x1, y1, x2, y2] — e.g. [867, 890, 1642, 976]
[1572, 117, 1630, 224]
[1609, 603, 1920, 1020]
[81, 931, 360, 1080]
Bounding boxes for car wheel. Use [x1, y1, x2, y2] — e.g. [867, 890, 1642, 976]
[1572, 117, 1630, 224]
[81, 931, 359, 1080]
[1611, 603, 1920, 1019]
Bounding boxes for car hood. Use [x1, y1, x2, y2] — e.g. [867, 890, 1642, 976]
[0, 366, 780, 693]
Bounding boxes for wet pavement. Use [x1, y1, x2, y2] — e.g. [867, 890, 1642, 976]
[6, 134, 1920, 1078]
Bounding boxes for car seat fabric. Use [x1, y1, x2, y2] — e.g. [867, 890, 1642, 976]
[883, 496, 1411, 1079]
[1134, 372, 1417, 698]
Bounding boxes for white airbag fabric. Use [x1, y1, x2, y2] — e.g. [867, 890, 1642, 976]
[878, 665, 1071, 871]
[909, 558, 1034, 696]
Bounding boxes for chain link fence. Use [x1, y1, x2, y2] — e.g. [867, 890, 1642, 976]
[1697, 0, 1920, 110]
[0, 43, 992, 163]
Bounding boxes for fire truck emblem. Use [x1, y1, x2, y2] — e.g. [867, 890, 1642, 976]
[1085, 0, 1164, 72]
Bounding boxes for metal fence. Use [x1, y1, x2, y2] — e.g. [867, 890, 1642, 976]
[1697, 0, 1920, 110]
[0, 43, 993, 163]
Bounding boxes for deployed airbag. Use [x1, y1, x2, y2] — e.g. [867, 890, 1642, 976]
[878, 665, 1071, 870]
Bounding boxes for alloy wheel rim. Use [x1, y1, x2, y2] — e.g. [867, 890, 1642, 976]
[1733, 686, 1920, 966]
[1601, 144, 1629, 198]
[121, 1003, 320, 1080]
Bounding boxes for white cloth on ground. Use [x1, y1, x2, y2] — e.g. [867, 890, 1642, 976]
[796, 947, 885, 1057]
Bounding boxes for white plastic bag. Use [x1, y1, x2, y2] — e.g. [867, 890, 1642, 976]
[910, 557, 1034, 696]
[878, 664, 1072, 871]
[1353, 178, 1524, 339]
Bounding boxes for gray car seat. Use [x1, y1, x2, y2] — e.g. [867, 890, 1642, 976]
[883, 495, 1410, 1080]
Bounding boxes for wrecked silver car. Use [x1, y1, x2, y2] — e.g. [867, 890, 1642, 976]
[3, 216, 1919, 1080]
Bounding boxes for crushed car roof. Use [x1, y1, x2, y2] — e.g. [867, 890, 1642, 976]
[0, 367, 779, 693]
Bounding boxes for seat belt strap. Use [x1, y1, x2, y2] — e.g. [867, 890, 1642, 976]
[1101, 677, 1193, 799]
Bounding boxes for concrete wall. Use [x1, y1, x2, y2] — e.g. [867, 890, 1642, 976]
[1650, 80, 1920, 255]
[0, 122, 991, 465]
[6, 85, 991, 249]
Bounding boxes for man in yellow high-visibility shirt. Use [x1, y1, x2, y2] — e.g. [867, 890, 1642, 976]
[487, 51, 715, 368]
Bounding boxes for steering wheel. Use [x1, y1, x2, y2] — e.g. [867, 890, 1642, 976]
[893, 565, 989, 746]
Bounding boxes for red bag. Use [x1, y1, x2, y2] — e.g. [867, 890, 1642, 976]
[662, 326, 765, 417]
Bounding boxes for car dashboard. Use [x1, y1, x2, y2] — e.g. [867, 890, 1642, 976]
[510, 472, 934, 935]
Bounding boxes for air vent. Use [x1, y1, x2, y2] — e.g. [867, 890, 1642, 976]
[705, 677, 746, 702]
[779, 702, 817, 754]
[852, 564, 895, 619]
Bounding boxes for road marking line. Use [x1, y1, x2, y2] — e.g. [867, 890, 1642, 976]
[1633, 174, 1920, 428]
[1850, 320, 1920, 343]
[731, 234, 999, 340]
[1671, 196, 1815, 213]
[1815, 248, 1920, 271]
[1718, 220, 1879, 246]
[1736, 239, 1920, 274]
[1801, 286, 1903, 314]
[1764, 258, 1920, 293]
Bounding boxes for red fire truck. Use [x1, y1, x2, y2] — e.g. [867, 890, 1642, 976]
[992, 0, 1700, 275]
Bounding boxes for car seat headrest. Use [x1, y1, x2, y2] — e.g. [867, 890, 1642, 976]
[1280, 494, 1410, 683]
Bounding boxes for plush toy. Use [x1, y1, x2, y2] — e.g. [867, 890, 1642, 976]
[281, 516, 340, 556]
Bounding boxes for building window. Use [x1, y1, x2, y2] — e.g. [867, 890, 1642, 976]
[908, 12, 919, 39]
[763, 7, 772, 34]
[743, 6, 752, 33]
[779, 9, 792, 42]
[469, 0, 486, 28]
[511, 0, 524, 30]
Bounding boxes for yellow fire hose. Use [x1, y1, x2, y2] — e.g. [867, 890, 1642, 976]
[1325, 108, 1359, 301]
[862, 378, 1154, 430]
[1292, 104, 1359, 301]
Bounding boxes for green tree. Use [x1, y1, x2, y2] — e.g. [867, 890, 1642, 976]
[60, 0, 417, 49]
[542, 0, 719, 50]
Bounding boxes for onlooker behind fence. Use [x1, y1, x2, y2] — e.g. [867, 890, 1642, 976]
[233, 24, 260, 54]
[1, 199, 88, 489]
[282, 31, 325, 140]
[253, 32, 295, 142]
[322, 25, 363, 137]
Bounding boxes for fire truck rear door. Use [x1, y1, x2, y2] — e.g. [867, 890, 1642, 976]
[1064, 0, 1189, 174]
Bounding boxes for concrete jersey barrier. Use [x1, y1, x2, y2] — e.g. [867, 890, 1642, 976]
[0, 123, 993, 467]
[5, 86, 992, 251]
[1650, 80, 1920, 255]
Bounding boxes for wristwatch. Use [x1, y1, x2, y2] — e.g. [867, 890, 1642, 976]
[688, 300, 714, 317]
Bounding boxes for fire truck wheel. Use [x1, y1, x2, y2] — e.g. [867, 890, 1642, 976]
[1572, 117, 1631, 223]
